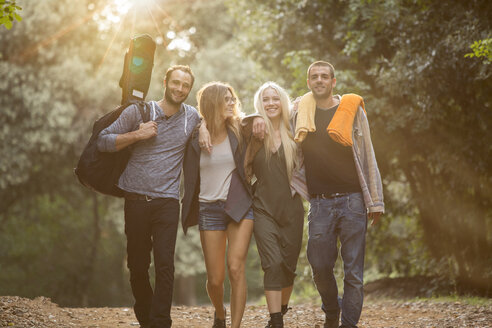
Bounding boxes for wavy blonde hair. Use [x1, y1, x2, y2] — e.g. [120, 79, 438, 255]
[253, 82, 298, 180]
[196, 81, 243, 143]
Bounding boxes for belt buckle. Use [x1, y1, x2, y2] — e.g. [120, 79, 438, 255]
[145, 195, 152, 202]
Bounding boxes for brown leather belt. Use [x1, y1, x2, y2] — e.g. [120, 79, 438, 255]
[311, 192, 350, 199]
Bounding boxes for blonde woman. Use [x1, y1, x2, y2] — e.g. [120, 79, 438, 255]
[182, 82, 254, 328]
[244, 82, 306, 328]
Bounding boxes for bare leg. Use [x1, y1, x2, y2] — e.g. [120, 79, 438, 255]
[226, 219, 254, 328]
[200, 230, 227, 320]
[265, 290, 282, 313]
[265, 285, 293, 314]
[281, 285, 294, 308]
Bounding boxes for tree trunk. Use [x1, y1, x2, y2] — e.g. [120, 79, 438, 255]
[173, 275, 197, 306]
[80, 193, 101, 306]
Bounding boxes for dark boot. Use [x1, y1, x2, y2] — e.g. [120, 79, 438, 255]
[265, 312, 283, 328]
[324, 316, 339, 328]
[281, 304, 291, 316]
[212, 308, 226, 328]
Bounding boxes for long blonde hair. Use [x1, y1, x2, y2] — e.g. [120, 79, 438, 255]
[253, 82, 298, 180]
[196, 82, 242, 143]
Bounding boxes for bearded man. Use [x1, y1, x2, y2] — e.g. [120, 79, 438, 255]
[97, 65, 200, 328]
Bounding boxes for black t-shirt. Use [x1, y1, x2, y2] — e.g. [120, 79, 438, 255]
[301, 105, 361, 195]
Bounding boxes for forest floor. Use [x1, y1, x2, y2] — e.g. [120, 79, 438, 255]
[1, 278, 491, 328]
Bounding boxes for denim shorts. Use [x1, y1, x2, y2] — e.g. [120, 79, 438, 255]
[198, 200, 254, 231]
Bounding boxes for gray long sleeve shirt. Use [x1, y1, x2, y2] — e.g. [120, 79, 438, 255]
[97, 101, 200, 199]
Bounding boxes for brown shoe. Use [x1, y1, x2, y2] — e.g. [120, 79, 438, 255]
[324, 318, 339, 328]
[212, 308, 226, 328]
[265, 312, 283, 328]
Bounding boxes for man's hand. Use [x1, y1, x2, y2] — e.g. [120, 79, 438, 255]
[368, 212, 382, 226]
[252, 116, 266, 140]
[199, 121, 212, 153]
[138, 121, 158, 140]
[115, 121, 157, 151]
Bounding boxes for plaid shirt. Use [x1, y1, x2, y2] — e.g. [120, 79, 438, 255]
[351, 105, 384, 213]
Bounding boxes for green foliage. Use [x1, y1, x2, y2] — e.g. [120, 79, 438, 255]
[175, 228, 205, 278]
[0, 0, 22, 30]
[421, 295, 492, 306]
[281, 50, 315, 96]
[0, 174, 133, 306]
[465, 38, 492, 64]
[0, 0, 115, 212]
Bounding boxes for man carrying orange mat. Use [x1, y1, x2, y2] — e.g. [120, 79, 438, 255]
[295, 61, 384, 328]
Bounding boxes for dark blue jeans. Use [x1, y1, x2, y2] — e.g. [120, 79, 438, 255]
[307, 192, 367, 328]
[124, 197, 179, 328]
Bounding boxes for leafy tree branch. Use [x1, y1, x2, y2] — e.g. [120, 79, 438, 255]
[465, 38, 492, 64]
[0, 0, 22, 30]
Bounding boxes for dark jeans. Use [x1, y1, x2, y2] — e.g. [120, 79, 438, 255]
[307, 192, 367, 328]
[124, 197, 179, 328]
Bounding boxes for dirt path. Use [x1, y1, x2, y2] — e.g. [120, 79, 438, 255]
[1, 296, 491, 327]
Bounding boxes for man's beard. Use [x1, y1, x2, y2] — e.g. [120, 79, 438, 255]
[311, 85, 332, 100]
[164, 88, 185, 106]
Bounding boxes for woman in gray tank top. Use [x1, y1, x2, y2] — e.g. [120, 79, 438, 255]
[182, 82, 254, 328]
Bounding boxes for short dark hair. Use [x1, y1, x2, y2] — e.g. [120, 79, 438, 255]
[165, 65, 195, 87]
[307, 61, 335, 79]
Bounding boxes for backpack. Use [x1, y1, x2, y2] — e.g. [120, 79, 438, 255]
[74, 101, 151, 197]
